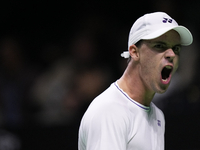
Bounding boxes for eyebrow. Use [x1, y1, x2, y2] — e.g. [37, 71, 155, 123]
[150, 41, 182, 48]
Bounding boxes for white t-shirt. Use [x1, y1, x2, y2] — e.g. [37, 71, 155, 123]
[78, 81, 165, 150]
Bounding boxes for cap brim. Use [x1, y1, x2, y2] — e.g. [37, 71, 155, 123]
[141, 26, 193, 46]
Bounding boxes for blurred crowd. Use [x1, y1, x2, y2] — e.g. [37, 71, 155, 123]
[0, 14, 126, 149]
[0, 1, 200, 150]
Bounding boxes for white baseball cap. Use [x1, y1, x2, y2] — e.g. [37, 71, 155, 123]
[121, 12, 193, 58]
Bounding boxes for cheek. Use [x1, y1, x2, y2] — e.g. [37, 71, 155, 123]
[173, 56, 179, 73]
[140, 56, 158, 78]
[139, 47, 161, 78]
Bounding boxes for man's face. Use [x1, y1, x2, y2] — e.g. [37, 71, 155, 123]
[138, 30, 181, 94]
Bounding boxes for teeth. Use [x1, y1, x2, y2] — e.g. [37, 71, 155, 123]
[162, 79, 167, 81]
[165, 66, 172, 69]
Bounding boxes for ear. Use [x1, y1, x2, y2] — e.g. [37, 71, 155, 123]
[129, 44, 139, 61]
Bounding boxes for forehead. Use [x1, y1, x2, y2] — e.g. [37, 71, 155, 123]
[148, 30, 181, 45]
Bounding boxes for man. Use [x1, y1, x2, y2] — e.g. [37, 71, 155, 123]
[78, 12, 193, 150]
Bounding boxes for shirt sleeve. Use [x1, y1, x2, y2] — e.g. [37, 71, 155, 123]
[80, 107, 129, 150]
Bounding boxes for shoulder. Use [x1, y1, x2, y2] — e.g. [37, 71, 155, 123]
[151, 103, 164, 116]
[86, 83, 128, 113]
[150, 103, 165, 126]
[84, 86, 130, 122]
[79, 89, 131, 149]
[80, 83, 133, 129]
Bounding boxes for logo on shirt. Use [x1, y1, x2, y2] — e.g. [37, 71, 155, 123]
[157, 120, 161, 127]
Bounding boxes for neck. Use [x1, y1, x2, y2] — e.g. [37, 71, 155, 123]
[118, 63, 155, 107]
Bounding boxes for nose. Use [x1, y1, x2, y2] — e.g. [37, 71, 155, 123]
[165, 48, 176, 62]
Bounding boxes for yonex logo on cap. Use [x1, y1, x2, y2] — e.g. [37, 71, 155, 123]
[162, 18, 173, 23]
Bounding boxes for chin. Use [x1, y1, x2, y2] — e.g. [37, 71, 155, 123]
[156, 87, 169, 94]
[153, 86, 168, 94]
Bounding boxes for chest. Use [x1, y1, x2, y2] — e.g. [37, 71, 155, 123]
[127, 112, 164, 150]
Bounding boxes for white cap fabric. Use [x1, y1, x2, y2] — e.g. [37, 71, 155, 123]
[121, 12, 193, 58]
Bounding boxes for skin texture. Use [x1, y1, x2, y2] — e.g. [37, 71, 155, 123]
[118, 30, 181, 106]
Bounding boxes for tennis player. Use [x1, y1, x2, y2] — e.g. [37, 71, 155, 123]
[78, 12, 193, 150]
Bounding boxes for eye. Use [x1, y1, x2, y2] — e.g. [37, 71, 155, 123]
[154, 44, 163, 48]
[172, 45, 181, 55]
[154, 44, 166, 50]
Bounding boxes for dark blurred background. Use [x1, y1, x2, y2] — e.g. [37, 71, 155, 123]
[0, 0, 199, 150]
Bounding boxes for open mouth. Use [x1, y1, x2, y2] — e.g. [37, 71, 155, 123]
[161, 65, 173, 81]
